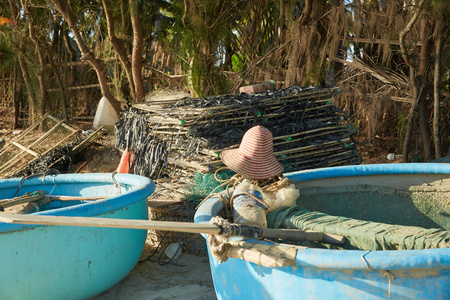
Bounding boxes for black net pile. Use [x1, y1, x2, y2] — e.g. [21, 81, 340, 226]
[9, 128, 105, 178]
[10, 139, 83, 177]
[116, 85, 361, 178]
[115, 113, 168, 179]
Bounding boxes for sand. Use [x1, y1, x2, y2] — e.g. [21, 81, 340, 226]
[93, 251, 217, 300]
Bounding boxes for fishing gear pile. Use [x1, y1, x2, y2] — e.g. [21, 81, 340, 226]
[115, 113, 168, 178]
[9, 128, 106, 178]
[11, 141, 79, 177]
[115, 85, 361, 179]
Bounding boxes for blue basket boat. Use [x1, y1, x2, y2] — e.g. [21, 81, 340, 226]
[0, 173, 155, 300]
[195, 163, 450, 299]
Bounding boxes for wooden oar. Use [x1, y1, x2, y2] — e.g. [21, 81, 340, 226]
[0, 193, 45, 210]
[0, 194, 106, 211]
[0, 214, 345, 244]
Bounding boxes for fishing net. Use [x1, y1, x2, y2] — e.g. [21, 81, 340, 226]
[5, 127, 106, 178]
[115, 113, 168, 179]
[116, 85, 362, 179]
[267, 206, 450, 250]
[147, 201, 208, 257]
[184, 169, 235, 204]
[10, 139, 83, 177]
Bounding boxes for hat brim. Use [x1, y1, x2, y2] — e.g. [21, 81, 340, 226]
[220, 148, 284, 180]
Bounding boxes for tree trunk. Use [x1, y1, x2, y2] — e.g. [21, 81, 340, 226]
[45, 47, 68, 122]
[50, 0, 122, 115]
[21, 0, 54, 118]
[417, 18, 433, 161]
[12, 67, 20, 129]
[103, 0, 135, 101]
[129, 0, 145, 102]
[285, 0, 313, 86]
[402, 69, 419, 162]
[399, 0, 425, 162]
[63, 28, 77, 87]
[120, 0, 132, 52]
[8, 0, 36, 125]
[433, 20, 443, 158]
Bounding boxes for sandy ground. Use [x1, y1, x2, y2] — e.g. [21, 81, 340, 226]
[93, 250, 217, 300]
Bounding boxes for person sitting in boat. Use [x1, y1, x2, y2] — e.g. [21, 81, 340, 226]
[219, 125, 284, 181]
[218, 125, 299, 227]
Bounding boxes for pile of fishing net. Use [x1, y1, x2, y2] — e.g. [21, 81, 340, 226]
[11, 140, 82, 177]
[267, 206, 450, 250]
[116, 85, 362, 180]
[184, 169, 236, 204]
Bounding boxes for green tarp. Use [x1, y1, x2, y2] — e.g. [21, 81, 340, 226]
[268, 206, 450, 250]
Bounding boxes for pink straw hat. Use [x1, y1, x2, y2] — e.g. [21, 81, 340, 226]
[220, 125, 284, 179]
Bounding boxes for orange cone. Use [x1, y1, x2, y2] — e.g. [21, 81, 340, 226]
[117, 148, 134, 173]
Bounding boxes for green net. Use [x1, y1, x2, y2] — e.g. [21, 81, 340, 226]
[184, 170, 236, 204]
[267, 206, 450, 250]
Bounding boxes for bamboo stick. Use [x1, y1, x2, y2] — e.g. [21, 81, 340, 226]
[279, 145, 344, 161]
[186, 109, 335, 126]
[180, 98, 334, 122]
[46, 195, 107, 201]
[0, 214, 344, 243]
[0, 151, 34, 175]
[0, 194, 44, 208]
[202, 138, 351, 167]
[273, 138, 351, 156]
[215, 125, 349, 152]
[10, 141, 40, 157]
[9, 130, 81, 177]
[73, 127, 105, 154]
[135, 90, 337, 121]
[11, 113, 51, 143]
[274, 129, 350, 148]
[0, 113, 50, 158]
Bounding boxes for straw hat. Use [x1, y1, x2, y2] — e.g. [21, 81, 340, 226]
[220, 125, 284, 179]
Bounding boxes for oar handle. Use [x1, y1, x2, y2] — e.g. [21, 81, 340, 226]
[0, 214, 222, 235]
[0, 214, 345, 244]
[229, 224, 345, 244]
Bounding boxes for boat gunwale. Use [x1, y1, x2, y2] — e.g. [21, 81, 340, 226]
[0, 173, 155, 233]
[194, 163, 450, 271]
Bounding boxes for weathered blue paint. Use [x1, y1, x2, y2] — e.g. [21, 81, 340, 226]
[195, 163, 450, 299]
[0, 173, 155, 300]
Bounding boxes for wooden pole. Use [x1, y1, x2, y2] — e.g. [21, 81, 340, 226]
[0, 214, 222, 235]
[0, 214, 344, 243]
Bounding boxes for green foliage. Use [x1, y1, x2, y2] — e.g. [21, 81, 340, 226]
[231, 53, 244, 73]
[0, 30, 17, 73]
[305, 61, 325, 86]
[395, 112, 408, 149]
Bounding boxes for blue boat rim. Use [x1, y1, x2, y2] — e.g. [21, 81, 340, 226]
[195, 163, 450, 272]
[0, 173, 155, 234]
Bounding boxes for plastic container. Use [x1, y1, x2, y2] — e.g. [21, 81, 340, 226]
[93, 96, 119, 130]
[387, 153, 402, 160]
[264, 184, 300, 212]
[231, 179, 267, 228]
[164, 242, 182, 260]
